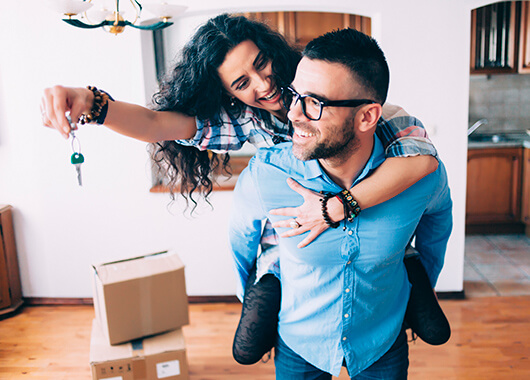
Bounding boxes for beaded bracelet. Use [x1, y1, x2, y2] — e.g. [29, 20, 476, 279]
[341, 195, 352, 228]
[320, 192, 340, 229]
[78, 86, 114, 125]
[338, 189, 361, 222]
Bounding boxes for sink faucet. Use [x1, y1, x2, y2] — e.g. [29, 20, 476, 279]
[468, 119, 488, 136]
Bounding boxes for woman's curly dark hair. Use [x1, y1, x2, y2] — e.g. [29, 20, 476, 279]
[151, 13, 301, 211]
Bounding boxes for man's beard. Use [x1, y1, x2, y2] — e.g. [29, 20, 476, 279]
[292, 118, 360, 162]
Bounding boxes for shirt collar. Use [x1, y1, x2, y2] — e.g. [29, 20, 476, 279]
[301, 134, 386, 185]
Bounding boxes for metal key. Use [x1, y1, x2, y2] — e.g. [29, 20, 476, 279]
[66, 113, 84, 186]
[71, 152, 84, 186]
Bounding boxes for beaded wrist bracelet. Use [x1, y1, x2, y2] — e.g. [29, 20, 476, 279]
[338, 189, 361, 222]
[320, 192, 340, 229]
[78, 86, 114, 125]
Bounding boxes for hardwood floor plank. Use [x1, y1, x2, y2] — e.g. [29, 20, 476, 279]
[0, 296, 529, 379]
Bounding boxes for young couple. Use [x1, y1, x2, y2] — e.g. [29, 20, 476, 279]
[41, 13, 451, 379]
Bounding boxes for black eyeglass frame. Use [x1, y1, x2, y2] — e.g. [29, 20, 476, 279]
[281, 86, 377, 121]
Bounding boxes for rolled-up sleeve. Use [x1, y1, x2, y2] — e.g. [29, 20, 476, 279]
[176, 113, 246, 152]
[377, 104, 438, 158]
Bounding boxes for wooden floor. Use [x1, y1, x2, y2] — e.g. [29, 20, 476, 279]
[1, 297, 529, 379]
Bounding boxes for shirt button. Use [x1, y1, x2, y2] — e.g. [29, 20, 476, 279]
[344, 313, 349, 318]
[343, 337, 347, 341]
[347, 261, 351, 265]
[345, 288, 350, 293]
[348, 230, 353, 236]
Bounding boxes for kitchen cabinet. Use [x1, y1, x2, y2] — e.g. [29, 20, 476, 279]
[471, 1, 518, 74]
[466, 147, 526, 233]
[466, 147, 522, 225]
[471, 1, 530, 74]
[518, 1, 530, 73]
[0, 205, 23, 318]
[244, 11, 371, 46]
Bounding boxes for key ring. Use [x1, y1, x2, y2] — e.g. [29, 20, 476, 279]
[70, 132, 81, 153]
[66, 114, 81, 153]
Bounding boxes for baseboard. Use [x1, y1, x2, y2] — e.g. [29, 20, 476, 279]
[24, 295, 240, 306]
[436, 291, 465, 300]
[466, 223, 525, 235]
[188, 295, 239, 303]
[24, 297, 94, 305]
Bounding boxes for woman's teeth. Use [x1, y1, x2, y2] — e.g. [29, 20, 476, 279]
[262, 88, 278, 100]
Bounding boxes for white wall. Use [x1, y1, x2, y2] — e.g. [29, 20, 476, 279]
[0, 0, 486, 298]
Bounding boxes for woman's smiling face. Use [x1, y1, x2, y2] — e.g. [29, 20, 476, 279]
[217, 40, 286, 120]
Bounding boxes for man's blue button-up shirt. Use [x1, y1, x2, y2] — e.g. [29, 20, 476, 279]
[229, 136, 452, 376]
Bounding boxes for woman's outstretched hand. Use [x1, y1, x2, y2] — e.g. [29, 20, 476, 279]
[270, 178, 343, 248]
[40, 86, 94, 139]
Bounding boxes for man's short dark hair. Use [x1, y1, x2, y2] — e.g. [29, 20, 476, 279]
[303, 28, 389, 105]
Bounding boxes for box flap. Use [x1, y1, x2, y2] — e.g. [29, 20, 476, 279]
[94, 251, 184, 285]
[90, 320, 134, 363]
[90, 319, 186, 364]
[143, 328, 186, 355]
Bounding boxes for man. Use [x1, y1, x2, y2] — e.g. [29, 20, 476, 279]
[229, 28, 452, 379]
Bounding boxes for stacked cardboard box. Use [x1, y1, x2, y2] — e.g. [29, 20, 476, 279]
[89, 251, 190, 380]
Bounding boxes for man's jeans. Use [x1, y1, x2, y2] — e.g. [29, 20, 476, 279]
[274, 327, 409, 380]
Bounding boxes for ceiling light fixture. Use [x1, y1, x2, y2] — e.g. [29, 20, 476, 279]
[48, 0, 187, 35]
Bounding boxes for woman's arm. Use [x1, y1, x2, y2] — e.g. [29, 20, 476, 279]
[348, 155, 439, 209]
[41, 85, 197, 142]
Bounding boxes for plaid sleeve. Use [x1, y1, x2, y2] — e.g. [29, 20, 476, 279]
[376, 104, 438, 158]
[176, 110, 246, 153]
[176, 107, 282, 153]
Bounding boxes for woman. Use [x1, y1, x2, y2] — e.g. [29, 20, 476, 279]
[41, 14, 449, 365]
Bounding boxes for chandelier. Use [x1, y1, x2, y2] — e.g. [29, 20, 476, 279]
[48, 0, 187, 35]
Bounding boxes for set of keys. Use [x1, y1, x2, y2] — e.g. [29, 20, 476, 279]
[66, 114, 84, 186]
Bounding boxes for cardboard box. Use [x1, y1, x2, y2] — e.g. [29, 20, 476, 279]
[92, 251, 189, 345]
[90, 319, 189, 380]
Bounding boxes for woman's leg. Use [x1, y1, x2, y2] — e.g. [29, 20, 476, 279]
[232, 263, 281, 364]
[403, 251, 451, 345]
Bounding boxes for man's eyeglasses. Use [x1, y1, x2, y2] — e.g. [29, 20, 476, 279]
[281, 86, 376, 121]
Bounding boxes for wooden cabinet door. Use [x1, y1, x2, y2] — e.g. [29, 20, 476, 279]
[466, 148, 523, 224]
[518, 0, 530, 73]
[290, 12, 371, 46]
[470, 1, 518, 74]
[0, 205, 23, 314]
[0, 232, 12, 309]
[245, 11, 371, 47]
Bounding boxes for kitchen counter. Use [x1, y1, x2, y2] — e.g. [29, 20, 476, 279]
[468, 132, 530, 149]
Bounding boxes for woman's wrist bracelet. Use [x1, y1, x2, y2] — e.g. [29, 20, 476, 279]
[320, 192, 340, 229]
[321, 190, 361, 229]
[339, 189, 361, 222]
[78, 86, 114, 125]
